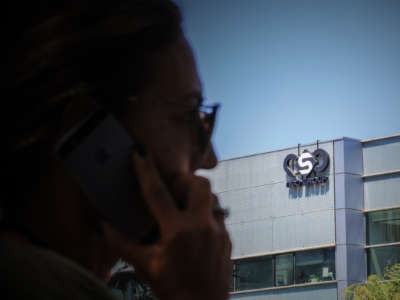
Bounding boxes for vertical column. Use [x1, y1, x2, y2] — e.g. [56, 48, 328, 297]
[334, 138, 365, 300]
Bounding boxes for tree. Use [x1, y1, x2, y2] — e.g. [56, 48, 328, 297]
[344, 264, 400, 300]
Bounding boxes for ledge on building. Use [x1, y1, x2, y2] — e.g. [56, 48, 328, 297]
[230, 280, 338, 295]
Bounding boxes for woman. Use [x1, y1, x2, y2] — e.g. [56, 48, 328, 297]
[1, 1, 232, 299]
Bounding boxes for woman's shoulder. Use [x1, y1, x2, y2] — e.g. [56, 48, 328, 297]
[0, 238, 117, 300]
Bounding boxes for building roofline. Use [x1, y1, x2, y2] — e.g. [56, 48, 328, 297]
[217, 136, 354, 163]
[216, 133, 400, 163]
[360, 132, 400, 144]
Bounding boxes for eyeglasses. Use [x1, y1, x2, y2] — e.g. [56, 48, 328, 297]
[197, 103, 220, 154]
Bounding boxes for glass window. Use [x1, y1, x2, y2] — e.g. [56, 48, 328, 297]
[231, 248, 337, 292]
[367, 245, 400, 278]
[367, 208, 400, 245]
[295, 248, 336, 284]
[275, 254, 293, 286]
[233, 256, 274, 291]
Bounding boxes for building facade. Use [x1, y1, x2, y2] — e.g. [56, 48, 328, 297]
[199, 134, 400, 300]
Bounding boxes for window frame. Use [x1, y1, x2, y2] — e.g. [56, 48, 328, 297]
[231, 246, 336, 293]
[294, 247, 336, 284]
[366, 207, 400, 246]
[233, 254, 275, 291]
[365, 207, 400, 278]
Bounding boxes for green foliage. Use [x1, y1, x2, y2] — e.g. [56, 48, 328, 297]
[308, 274, 322, 283]
[344, 264, 400, 300]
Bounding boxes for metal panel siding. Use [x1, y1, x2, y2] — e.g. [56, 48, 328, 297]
[230, 284, 337, 300]
[334, 138, 365, 300]
[347, 246, 366, 282]
[199, 142, 334, 194]
[335, 245, 347, 281]
[336, 138, 363, 175]
[345, 210, 365, 246]
[335, 208, 364, 246]
[363, 137, 400, 175]
[334, 173, 364, 210]
[273, 210, 335, 252]
[219, 182, 334, 226]
[229, 210, 335, 258]
[197, 150, 292, 194]
[198, 141, 336, 257]
[228, 220, 274, 257]
[364, 174, 400, 210]
[218, 185, 276, 225]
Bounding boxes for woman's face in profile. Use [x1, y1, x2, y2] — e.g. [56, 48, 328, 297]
[123, 36, 217, 180]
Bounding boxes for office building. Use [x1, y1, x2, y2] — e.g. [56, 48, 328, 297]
[199, 134, 400, 300]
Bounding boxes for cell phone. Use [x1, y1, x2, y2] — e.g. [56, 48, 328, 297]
[54, 109, 159, 243]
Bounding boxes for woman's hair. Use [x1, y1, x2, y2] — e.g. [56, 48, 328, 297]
[2, 0, 182, 223]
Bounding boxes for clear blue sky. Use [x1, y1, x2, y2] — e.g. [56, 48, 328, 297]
[174, 0, 400, 160]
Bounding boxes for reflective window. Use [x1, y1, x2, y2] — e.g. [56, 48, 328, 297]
[367, 208, 400, 245]
[295, 248, 336, 284]
[367, 246, 400, 278]
[231, 248, 335, 292]
[233, 256, 274, 291]
[275, 254, 293, 286]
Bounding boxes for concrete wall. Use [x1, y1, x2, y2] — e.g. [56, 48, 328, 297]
[199, 141, 335, 258]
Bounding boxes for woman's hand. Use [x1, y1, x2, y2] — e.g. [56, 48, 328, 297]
[104, 151, 232, 300]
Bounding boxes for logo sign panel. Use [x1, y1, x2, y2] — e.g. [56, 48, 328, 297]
[283, 149, 329, 188]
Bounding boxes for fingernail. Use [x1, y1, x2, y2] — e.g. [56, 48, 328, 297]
[134, 144, 147, 157]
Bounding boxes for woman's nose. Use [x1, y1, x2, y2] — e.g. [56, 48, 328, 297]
[199, 145, 218, 170]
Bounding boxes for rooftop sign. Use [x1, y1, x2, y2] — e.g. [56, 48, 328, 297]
[283, 149, 330, 188]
